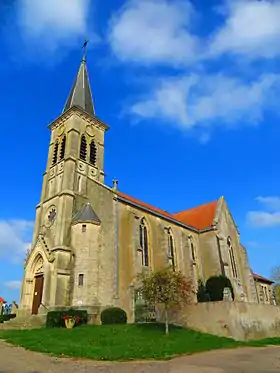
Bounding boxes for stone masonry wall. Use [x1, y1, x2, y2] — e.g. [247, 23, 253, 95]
[164, 301, 280, 341]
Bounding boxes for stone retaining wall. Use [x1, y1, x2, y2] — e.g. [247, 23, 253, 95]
[161, 301, 280, 341]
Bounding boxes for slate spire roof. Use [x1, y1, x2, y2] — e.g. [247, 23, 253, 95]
[63, 56, 95, 117]
[72, 202, 100, 224]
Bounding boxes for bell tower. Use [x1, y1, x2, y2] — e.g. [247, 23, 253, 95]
[20, 53, 110, 315]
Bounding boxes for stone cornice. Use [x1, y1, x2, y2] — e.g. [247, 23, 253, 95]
[48, 106, 110, 132]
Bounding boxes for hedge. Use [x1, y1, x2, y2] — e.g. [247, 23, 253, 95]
[206, 275, 235, 301]
[46, 309, 88, 328]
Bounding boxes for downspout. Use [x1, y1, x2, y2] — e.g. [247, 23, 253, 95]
[113, 180, 119, 298]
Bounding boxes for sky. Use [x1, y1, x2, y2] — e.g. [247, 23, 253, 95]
[0, 0, 280, 303]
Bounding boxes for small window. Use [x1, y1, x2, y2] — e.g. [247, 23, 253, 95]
[82, 224, 86, 233]
[78, 274, 84, 286]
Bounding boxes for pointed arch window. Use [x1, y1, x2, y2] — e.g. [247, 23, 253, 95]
[227, 237, 238, 278]
[52, 140, 59, 165]
[59, 136, 66, 161]
[167, 230, 175, 271]
[89, 140, 97, 166]
[80, 135, 87, 161]
[139, 218, 149, 267]
[189, 236, 198, 291]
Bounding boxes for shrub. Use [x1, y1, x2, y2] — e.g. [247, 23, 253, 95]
[101, 307, 127, 325]
[206, 275, 234, 301]
[197, 280, 210, 302]
[0, 314, 16, 323]
[46, 309, 88, 328]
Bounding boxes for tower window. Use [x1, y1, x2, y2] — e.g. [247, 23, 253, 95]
[52, 141, 59, 165]
[80, 135, 87, 161]
[139, 219, 149, 267]
[78, 274, 84, 286]
[89, 140, 97, 166]
[60, 136, 66, 161]
[82, 224, 86, 233]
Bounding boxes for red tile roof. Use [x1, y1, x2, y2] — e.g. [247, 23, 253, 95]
[118, 191, 218, 230]
[253, 273, 274, 284]
[173, 201, 218, 230]
[0, 297, 6, 303]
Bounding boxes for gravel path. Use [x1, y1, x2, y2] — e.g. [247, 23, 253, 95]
[0, 340, 280, 373]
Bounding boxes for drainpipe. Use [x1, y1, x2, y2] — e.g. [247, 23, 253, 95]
[113, 180, 119, 298]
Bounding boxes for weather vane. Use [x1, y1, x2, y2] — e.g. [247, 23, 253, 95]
[82, 38, 89, 61]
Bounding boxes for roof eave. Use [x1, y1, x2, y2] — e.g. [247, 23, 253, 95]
[117, 195, 199, 232]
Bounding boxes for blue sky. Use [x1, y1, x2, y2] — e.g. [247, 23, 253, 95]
[1, 0, 280, 303]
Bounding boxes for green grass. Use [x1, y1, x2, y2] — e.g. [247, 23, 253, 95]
[0, 323, 279, 361]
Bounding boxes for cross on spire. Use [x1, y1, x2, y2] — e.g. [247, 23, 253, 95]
[82, 38, 89, 61]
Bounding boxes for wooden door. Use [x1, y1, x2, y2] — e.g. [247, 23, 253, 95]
[32, 275, 44, 315]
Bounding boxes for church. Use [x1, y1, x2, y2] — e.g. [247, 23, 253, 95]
[18, 54, 259, 323]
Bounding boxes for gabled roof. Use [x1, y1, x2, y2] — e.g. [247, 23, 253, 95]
[63, 58, 95, 117]
[253, 273, 274, 284]
[118, 191, 218, 231]
[173, 201, 218, 230]
[72, 202, 101, 224]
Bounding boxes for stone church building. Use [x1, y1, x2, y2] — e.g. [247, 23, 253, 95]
[19, 56, 258, 322]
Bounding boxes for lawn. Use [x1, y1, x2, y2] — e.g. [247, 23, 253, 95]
[0, 323, 279, 361]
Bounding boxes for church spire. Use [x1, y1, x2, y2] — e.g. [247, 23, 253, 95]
[62, 41, 95, 117]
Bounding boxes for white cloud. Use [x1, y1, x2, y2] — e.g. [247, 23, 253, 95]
[210, 0, 280, 59]
[256, 196, 280, 212]
[0, 220, 33, 263]
[246, 196, 280, 227]
[4, 281, 21, 290]
[131, 73, 280, 128]
[108, 0, 200, 66]
[16, 0, 93, 53]
[246, 211, 280, 228]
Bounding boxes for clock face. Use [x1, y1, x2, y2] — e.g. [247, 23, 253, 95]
[47, 207, 57, 226]
[58, 124, 66, 136]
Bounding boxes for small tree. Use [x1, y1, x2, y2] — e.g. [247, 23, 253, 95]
[138, 266, 194, 335]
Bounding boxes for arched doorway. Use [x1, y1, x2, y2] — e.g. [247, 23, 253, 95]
[31, 256, 44, 315]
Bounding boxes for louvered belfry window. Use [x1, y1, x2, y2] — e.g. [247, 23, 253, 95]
[60, 136, 66, 161]
[89, 140, 97, 166]
[80, 135, 87, 161]
[52, 141, 59, 165]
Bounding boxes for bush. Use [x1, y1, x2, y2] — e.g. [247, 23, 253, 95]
[0, 314, 16, 323]
[46, 309, 88, 328]
[206, 275, 234, 301]
[101, 307, 127, 325]
[197, 280, 210, 302]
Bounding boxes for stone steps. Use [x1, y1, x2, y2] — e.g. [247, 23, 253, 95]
[0, 315, 46, 330]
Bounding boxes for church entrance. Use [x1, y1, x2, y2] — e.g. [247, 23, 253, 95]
[31, 274, 44, 315]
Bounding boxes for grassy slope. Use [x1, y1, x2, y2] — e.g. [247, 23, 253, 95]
[0, 323, 279, 361]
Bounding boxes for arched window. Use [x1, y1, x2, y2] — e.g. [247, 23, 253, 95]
[80, 135, 87, 161]
[89, 140, 97, 166]
[191, 242, 196, 262]
[139, 218, 149, 267]
[59, 136, 66, 161]
[227, 237, 238, 278]
[189, 236, 198, 290]
[52, 140, 59, 165]
[167, 230, 175, 271]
